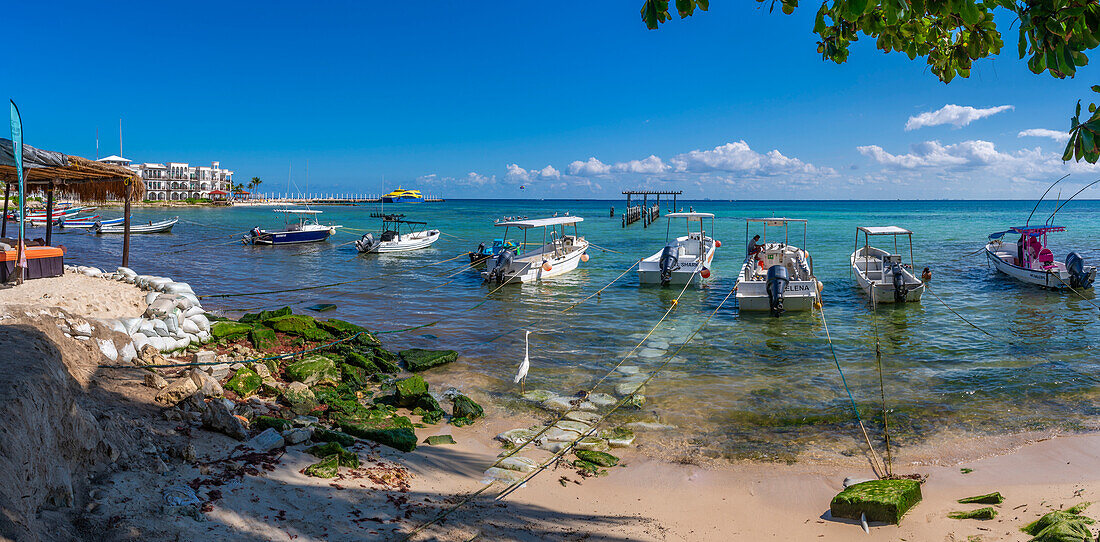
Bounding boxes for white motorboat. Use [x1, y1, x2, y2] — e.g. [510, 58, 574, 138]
[850, 226, 924, 304]
[483, 216, 589, 284]
[95, 217, 179, 234]
[986, 225, 1096, 289]
[735, 217, 821, 315]
[638, 212, 718, 286]
[355, 213, 440, 253]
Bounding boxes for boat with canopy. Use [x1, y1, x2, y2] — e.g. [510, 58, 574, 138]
[354, 213, 440, 253]
[482, 216, 589, 284]
[245, 209, 339, 245]
[735, 217, 821, 315]
[986, 225, 1095, 289]
[637, 212, 718, 286]
[850, 226, 924, 303]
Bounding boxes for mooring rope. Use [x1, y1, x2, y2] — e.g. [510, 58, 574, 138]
[818, 305, 887, 478]
[923, 283, 996, 337]
[1050, 273, 1100, 315]
[867, 295, 894, 477]
[561, 259, 641, 314]
[400, 270, 700, 540]
[586, 242, 623, 254]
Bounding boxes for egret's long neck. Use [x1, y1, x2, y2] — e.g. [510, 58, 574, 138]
[524, 335, 529, 358]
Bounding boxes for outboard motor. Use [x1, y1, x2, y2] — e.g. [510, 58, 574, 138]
[355, 232, 376, 253]
[658, 243, 680, 286]
[765, 265, 789, 317]
[889, 262, 910, 302]
[1066, 252, 1097, 289]
[476, 242, 486, 255]
[489, 248, 515, 284]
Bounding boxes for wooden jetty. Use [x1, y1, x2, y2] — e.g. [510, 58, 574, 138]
[621, 190, 681, 228]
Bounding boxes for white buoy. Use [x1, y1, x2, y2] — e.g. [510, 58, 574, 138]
[514, 330, 530, 393]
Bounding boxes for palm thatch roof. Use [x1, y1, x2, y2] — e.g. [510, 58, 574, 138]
[0, 138, 144, 201]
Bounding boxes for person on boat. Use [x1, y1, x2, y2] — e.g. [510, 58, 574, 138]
[746, 234, 764, 257]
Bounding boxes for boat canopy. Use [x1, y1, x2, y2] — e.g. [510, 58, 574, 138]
[496, 216, 583, 228]
[665, 212, 714, 219]
[990, 225, 1066, 239]
[746, 217, 807, 227]
[857, 226, 912, 236]
[273, 209, 323, 214]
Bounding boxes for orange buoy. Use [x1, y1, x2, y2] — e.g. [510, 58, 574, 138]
[700, 268, 711, 279]
[542, 262, 553, 272]
[581, 253, 589, 262]
[715, 240, 722, 248]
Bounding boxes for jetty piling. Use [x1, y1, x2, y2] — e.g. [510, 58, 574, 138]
[622, 190, 680, 228]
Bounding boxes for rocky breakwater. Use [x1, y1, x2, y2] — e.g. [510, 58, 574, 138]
[60, 265, 213, 362]
[145, 306, 484, 477]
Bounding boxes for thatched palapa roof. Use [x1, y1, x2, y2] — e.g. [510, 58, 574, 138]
[0, 138, 144, 201]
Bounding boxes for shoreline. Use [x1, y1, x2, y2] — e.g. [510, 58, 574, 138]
[1, 268, 1099, 540]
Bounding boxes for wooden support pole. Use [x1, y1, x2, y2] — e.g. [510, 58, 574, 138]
[122, 179, 131, 267]
[45, 181, 54, 246]
[1, 183, 8, 238]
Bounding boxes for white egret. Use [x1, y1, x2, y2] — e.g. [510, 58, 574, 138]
[514, 330, 530, 393]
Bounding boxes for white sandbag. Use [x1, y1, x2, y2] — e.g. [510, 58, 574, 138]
[70, 320, 93, 337]
[121, 317, 143, 335]
[153, 319, 170, 337]
[190, 314, 210, 332]
[107, 319, 127, 335]
[174, 337, 191, 350]
[197, 330, 211, 344]
[179, 293, 201, 309]
[118, 341, 137, 364]
[164, 282, 194, 295]
[181, 318, 200, 335]
[117, 266, 137, 278]
[165, 315, 179, 334]
[131, 332, 149, 352]
[97, 339, 118, 361]
[182, 306, 204, 319]
[145, 291, 160, 305]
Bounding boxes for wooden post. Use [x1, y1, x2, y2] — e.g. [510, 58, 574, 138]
[1, 182, 8, 238]
[45, 181, 54, 246]
[122, 178, 131, 267]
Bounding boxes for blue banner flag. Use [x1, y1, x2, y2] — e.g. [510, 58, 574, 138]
[10, 100, 26, 274]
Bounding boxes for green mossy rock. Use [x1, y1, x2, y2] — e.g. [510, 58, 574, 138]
[351, 332, 381, 347]
[249, 327, 279, 351]
[341, 350, 380, 373]
[413, 394, 444, 424]
[253, 415, 293, 432]
[339, 415, 417, 452]
[305, 442, 359, 468]
[210, 321, 253, 340]
[575, 450, 619, 467]
[317, 318, 367, 337]
[425, 435, 455, 445]
[299, 327, 335, 342]
[1023, 510, 1095, 536]
[948, 507, 997, 520]
[265, 315, 317, 335]
[304, 454, 339, 478]
[370, 350, 401, 374]
[313, 428, 356, 447]
[830, 479, 923, 525]
[599, 427, 636, 448]
[225, 366, 262, 398]
[572, 459, 605, 475]
[400, 348, 459, 372]
[282, 382, 318, 415]
[285, 355, 340, 386]
[1027, 518, 1094, 542]
[241, 307, 292, 323]
[395, 375, 428, 407]
[958, 492, 1004, 505]
[314, 386, 374, 420]
[340, 363, 370, 387]
[451, 394, 483, 427]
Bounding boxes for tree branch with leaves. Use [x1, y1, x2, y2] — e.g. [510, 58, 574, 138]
[641, 0, 1100, 163]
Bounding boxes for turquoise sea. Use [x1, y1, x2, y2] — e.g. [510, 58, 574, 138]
[32, 199, 1100, 461]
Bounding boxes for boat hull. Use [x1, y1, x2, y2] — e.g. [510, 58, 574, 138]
[850, 247, 924, 303]
[637, 237, 716, 285]
[381, 196, 422, 203]
[361, 230, 440, 253]
[734, 251, 820, 312]
[254, 228, 333, 245]
[985, 243, 1091, 289]
[483, 241, 588, 284]
[97, 218, 178, 234]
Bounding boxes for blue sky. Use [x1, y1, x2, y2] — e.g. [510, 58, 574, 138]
[7, 1, 1100, 198]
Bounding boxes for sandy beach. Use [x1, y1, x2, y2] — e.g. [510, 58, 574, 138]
[1, 271, 1099, 542]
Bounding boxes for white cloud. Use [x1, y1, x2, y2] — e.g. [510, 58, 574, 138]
[858, 139, 1100, 180]
[505, 163, 561, 183]
[537, 165, 561, 179]
[1018, 128, 1070, 143]
[613, 155, 669, 174]
[905, 104, 1014, 131]
[567, 157, 611, 176]
[668, 140, 833, 176]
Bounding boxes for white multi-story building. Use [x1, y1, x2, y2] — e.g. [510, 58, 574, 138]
[96, 156, 234, 201]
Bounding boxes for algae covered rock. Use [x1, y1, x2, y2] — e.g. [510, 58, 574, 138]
[1022, 509, 1095, 537]
[958, 492, 1004, 505]
[425, 435, 456, 445]
[340, 363, 371, 387]
[299, 327, 335, 342]
[394, 375, 429, 407]
[830, 479, 922, 525]
[304, 454, 339, 478]
[317, 318, 368, 337]
[574, 437, 610, 452]
[283, 381, 318, 415]
[313, 428, 356, 447]
[265, 315, 317, 335]
[575, 450, 619, 467]
[948, 507, 997, 520]
[285, 355, 340, 386]
[370, 349, 402, 373]
[451, 394, 483, 426]
[253, 415, 293, 432]
[412, 394, 445, 424]
[225, 366, 262, 398]
[600, 427, 636, 448]
[339, 415, 417, 452]
[341, 350, 380, 373]
[520, 389, 555, 402]
[240, 307, 292, 323]
[401, 348, 458, 372]
[306, 442, 359, 467]
[249, 327, 279, 351]
[210, 321, 253, 340]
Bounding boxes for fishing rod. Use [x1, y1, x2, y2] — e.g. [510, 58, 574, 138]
[1046, 178, 1100, 225]
[1025, 174, 1069, 226]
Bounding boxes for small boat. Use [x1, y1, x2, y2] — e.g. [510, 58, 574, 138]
[9, 206, 93, 221]
[468, 238, 519, 266]
[95, 217, 179, 234]
[58, 217, 124, 230]
[850, 226, 925, 304]
[355, 213, 440, 253]
[381, 188, 424, 203]
[246, 209, 339, 245]
[735, 218, 821, 316]
[986, 225, 1096, 289]
[637, 212, 718, 286]
[483, 216, 589, 284]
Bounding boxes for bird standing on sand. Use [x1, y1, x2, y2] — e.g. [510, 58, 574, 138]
[514, 330, 530, 394]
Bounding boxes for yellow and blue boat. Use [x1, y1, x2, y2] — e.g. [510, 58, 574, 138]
[381, 188, 424, 203]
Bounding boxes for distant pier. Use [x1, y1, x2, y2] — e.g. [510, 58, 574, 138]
[621, 190, 681, 227]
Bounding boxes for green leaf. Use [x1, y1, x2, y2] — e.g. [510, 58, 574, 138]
[1080, 126, 1097, 161]
[675, 0, 694, 18]
[1063, 133, 1078, 161]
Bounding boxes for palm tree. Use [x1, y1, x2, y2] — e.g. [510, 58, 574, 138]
[250, 176, 262, 191]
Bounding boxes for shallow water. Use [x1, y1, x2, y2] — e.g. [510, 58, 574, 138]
[36, 199, 1100, 460]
